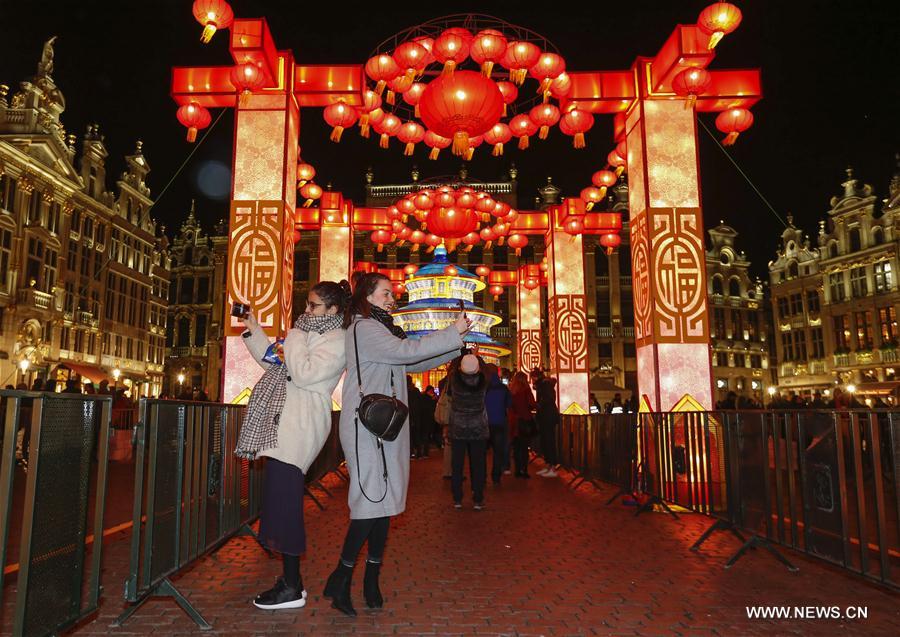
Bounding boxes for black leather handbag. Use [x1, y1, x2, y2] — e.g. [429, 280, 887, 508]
[353, 322, 408, 442]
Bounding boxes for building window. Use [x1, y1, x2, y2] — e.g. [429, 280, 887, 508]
[728, 278, 741, 297]
[874, 261, 893, 293]
[872, 227, 884, 245]
[595, 250, 609, 277]
[25, 237, 44, 288]
[295, 251, 311, 282]
[829, 272, 846, 302]
[750, 354, 762, 368]
[177, 317, 191, 347]
[713, 308, 726, 338]
[850, 266, 868, 298]
[711, 275, 723, 295]
[179, 277, 193, 304]
[793, 331, 807, 361]
[833, 315, 850, 350]
[165, 316, 174, 348]
[848, 227, 861, 252]
[734, 353, 746, 368]
[879, 307, 897, 345]
[781, 332, 793, 362]
[787, 262, 799, 279]
[0, 228, 12, 290]
[777, 296, 789, 319]
[196, 276, 209, 303]
[623, 342, 636, 357]
[715, 351, 729, 367]
[811, 327, 825, 358]
[855, 311, 873, 350]
[790, 293, 803, 316]
[731, 309, 743, 339]
[195, 314, 207, 347]
[60, 327, 70, 351]
[806, 289, 820, 313]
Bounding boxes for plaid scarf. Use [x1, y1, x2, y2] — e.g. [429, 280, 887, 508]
[235, 314, 344, 459]
[369, 305, 407, 339]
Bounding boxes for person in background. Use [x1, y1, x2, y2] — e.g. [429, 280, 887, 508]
[508, 371, 536, 478]
[407, 377, 423, 459]
[810, 391, 827, 408]
[589, 393, 601, 414]
[418, 383, 436, 458]
[533, 371, 560, 478]
[484, 363, 511, 485]
[62, 379, 81, 394]
[448, 353, 489, 509]
[84, 381, 96, 395]
[607, 392, 624, 413]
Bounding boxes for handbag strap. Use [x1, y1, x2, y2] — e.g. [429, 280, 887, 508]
[352, 320, 392, 504]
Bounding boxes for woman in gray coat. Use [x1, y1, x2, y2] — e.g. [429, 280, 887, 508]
[323, 272, 469, 616]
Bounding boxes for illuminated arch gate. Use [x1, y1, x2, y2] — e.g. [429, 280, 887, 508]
[172, 16, 761, 412]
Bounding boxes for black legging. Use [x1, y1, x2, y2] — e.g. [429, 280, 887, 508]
[339, 517, 390, 566]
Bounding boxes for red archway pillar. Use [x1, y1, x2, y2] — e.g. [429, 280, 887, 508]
[546, 201, 590, 414]
[625, 99, 713, 412]
[222, 84, 300, 403]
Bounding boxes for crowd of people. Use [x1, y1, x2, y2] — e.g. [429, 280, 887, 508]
[716, 388, 889, 410]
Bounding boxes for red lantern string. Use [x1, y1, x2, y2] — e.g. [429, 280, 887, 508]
[323, 101, 358, 142]
[192, 0, 234, 43]
[715, 108, 753, 145]
[509, 114, 538, 150]
[470, 29, 508, 78]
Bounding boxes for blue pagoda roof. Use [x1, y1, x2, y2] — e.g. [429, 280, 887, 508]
[411, 246, 479, 280]
[394, 299, 493, 312]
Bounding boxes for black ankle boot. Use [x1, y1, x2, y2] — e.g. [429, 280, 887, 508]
[363, 560, 383, 608]
[323, 561, 356, 617]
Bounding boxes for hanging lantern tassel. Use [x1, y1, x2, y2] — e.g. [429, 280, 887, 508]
[412, 243, 420, 252]
[186, 127, 198, 143]
[426, 244, 436, 253]
[537, 78, 552, 98]
[386, 91, 396, 106]
[442, 60, 456, 77]
[481, 61, 494, 78]
[359, 114, 370, 138]
[722, 131, 740, 146]
[415, 104, 420, 118]
[452, 131, 470, 156]
[497, 236, 505, 246]
[429, 147, 440, 160]
[707, 31, 725, 50]
[330, 125, 345, 143]
[685, 94, 698, 110]
[377, 243, 384, 252]
[374, 80, 387, 96]
[239, 89, 252, 107]
[404, 142, 416, 156]
[303, 198, 313, 208]
[397, 240, 406, 247]
[380, 133, 390, 149]
[539, 126, 550, 140]
[615, 165, 625, 177]
[573, 132, 585, 149]
[492, 143, 504, 157]
[510, 68, 527, 85]
[518, 136, 529, 150]
[446, 239, 459, 253]
[599, 186, 608, 198]
[586, 201, 594, 211]
[515, 247, 522, 257]
[201, 24, 218, 44]
[465, 147, 475, 161]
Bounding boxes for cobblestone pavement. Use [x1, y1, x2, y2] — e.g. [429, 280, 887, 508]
[20, 453, 900, 636]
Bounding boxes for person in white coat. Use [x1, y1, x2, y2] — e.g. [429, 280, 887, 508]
[236, 280, 350, 611]
[323, 272, 470, 616]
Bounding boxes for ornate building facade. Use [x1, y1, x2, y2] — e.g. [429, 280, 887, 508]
[0, 40, 169, 395]
[769, 163, 900, 400]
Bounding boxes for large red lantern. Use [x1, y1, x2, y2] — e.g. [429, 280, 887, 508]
[192, 0, 234, 43]
[697, 2, 743, 50]
[509, 113, 538, 149]
[500, 41, 541, 85]
[229, 62, 265, 105]
[414, 191, 434, 211]
[323, 101, 358, 142]
[373, 113, 402, 149]
[484, 123, 513, 156]
[426, 207, 479, 239]
[176, 101, 211, 142]
[365, 54, 401, 96]
[397, 121, 425, 156]
[600, 232, 622, 255]
[715, 108, 754, 145]
[371, 229, 392, 251]
[672, 68, 712, 109]
[424, 130, 451, 160]
[507, 233, 528, 256]
[470, 29, 508, 78]
[418, 71, 504, 157]
[358, 90, 382, 138]
[529, 52, 566, 97]
[529, 103, 560, 140]
[559, 108, 594, 149]
[393, 41, 429, 82]
[433, 28, 471, 76]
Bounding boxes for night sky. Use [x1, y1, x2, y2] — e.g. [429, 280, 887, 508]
[2, 0, 898, 276]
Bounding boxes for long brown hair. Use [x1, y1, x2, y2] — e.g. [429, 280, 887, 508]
[343, 271, 390, 328]
[508, 371, 530, 396]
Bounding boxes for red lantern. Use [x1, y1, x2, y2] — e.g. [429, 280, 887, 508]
[393, 41, 428, 83]
[492, 201, 511, 218]
[484, 123, 512, 156]
[426, 234, 443, 252]
[393, 282, 406, 296]
[385, 74, 414, 106]
[299, 182, 323, 208]
[292, 229, 302, 244]
[580, 186, 603, 211]
[549, 73, 572, 100]
[414, 192, 434, 211]
[470, 29, 508, 78]
[489, 284, 504, 299]
[358, 90, 383, 138]
[500, 41, 541, 85]
[510, 114, 538, 150]
[373, 113, 402, 149]
[600, 232, 622, 255]
[496, 81, 518, 116]
[465, 134, 483, 161]
[387, 205, 402, 220]
[323, 101, 358, 142]
[436, 192, 456, 208]
[607, 149, 626, 176]
[403, 83, 426, 117]
[529, 53, 566, 97]
[523, 277, 540, 291]
[493, 222, 511, 244]
[409, 229, 427, 246]
[418, 71, 504, 157]
[229, 62, 265, 105]
[475, 265, 491, 278]
[455, 192, 476, 209]
[397, 121, 425, 156]
[592, 169, 617, 198]
[433, 28, 471, 76]
[559, 108, 594, 149]
[715, 108, 754, 145]
[565, 217, 584, 236]
[397, 226, 413, 241]
[529, 103, 560, 140]
[475, 195, 496, 214]
[426, 207, 479, 239]
[176, 101, 211, 143]
[404, 264, 419, 276]
[297, 162, 315, 186]
[507, 233, 528, 256]
[698, 2, 743, 50]
[505, 209, 519, 223]
[479, 226, 496, 248]
[365, 54, 401, 96]
[412, 36, 436, 65]
[391, 219, 404, 233]
[193, 0, 233, 43]
[365, 108, 386, 139]
[672, 68, 712, 109]
[424, 130, 451, 160]
[371, 229, 392, 251]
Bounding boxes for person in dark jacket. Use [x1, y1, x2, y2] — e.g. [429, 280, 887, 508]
[508, 371, 537, 478]
[484, 364, 511, 484]
[449, 354, 489, 509]
[533, 371, 560, 478]
[407, 377, 424, 459]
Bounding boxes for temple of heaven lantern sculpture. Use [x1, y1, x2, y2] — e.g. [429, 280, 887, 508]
[392, 246, 511, 363]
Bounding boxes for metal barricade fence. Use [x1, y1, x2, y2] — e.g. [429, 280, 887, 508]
[0, 390, 112, 637]
[552, 414, 637, 497]
[115, 399, 264, 630]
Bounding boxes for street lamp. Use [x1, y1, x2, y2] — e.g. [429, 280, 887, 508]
[18, 358, 29, 385]
[113, 367, 121, 391]
[767, 386, 777, 396]
[177, 372, 185, 396]
[847, 384, 856, 394]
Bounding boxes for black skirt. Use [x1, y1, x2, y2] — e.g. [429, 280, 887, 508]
[258, 458, 306, 556]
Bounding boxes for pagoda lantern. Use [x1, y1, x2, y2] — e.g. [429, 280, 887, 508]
[296, 162, 315, 186]
[715, 108, 754, 145]
[433, 28, 471, 76]
[507, 233, 528, 256]
[393, 41, 429, 83]
[299, 182, 323, 207]
[397, 121, 426, 156]
[529, 103, 560, 140]
[371, 229, 392, 251]
[323, 101, 358, 142]
[500, 41, 541, 85]
[192, 0, 234, 43]
[229, 62, 265, 105]
[418, 71, 503, 156]
[365, 54, 401, 96]
[600, 232, 622, 255]
[373, 112, 402, 149]
[592, 169, 617, 197]
[580, 186, 604, 211]
[403, 82, 427, 117]
[510, 114, 539, 149]
[484, 122, 512, 156]
[176, 101, 211, 142]
[559, 108, 594, 148]
[528, 52, 566, 98]
[470, 29, 508, 78]
[358, 90, 383, 137]
[496, 81, 518, 116]
[697, 2, 743, 50]
[672, 68, 712, 109]
[424, 130, 452, 160]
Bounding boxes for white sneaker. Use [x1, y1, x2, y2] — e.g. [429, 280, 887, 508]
[536, 468, 550, 476]
[541, 469, 558, 478]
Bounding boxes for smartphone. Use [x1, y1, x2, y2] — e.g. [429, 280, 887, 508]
[231, 302, 250, 319]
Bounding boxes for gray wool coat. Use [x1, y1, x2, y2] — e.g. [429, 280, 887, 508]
[340, 317, 463, 519]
